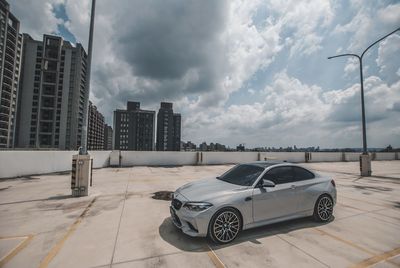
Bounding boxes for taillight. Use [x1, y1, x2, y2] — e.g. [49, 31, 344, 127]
[331, 180, 336, 187]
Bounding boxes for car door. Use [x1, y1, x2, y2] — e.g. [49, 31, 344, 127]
[252, 166, 299, 223]
[292, 166, 317, 212]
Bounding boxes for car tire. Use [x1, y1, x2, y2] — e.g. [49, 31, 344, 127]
[313, 194, 333, 222]
[208, 207, 242, 244]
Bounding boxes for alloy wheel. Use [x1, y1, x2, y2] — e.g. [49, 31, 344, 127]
[317, 196, 333, 221]
[213, 211, 240, 243]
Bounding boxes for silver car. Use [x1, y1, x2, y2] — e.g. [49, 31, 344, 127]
[170, 161, 336, 244]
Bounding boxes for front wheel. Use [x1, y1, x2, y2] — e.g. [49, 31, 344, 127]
[313, 195, 333, 222]
[209, 208, 241, 244]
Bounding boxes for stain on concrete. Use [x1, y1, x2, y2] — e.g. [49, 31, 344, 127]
[86, 196, 124, 217]
[393, 201, 400, 209]
[0, 186, 11, 191]
[36, 200, 90, 213]
[20, 176, 40, 183]
[353, 185, 392, 192]
[152, 191, 173, 201]
[126, 192, 145, 199]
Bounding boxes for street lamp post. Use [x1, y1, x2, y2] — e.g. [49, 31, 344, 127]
[328, 27, 400, 176]
[80, 0, 96, 155]
[71, 0, 96, 197]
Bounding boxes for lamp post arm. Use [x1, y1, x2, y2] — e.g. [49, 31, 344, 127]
[327, 54, 360, 60]
[361, 27, 400, 59]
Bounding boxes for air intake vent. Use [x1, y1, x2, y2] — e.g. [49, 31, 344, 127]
[171, 198, 182, 210]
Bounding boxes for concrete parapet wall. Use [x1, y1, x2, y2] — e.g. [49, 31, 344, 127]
[374, 152, 396, 160]
[0, 150, 111, 179]
[120, 151, 197, 166]
[344, 153, 360, 162]
[261, 152, 305, 163]
[0, 150, 398, 179]
[90, 151, 112, 168]
[201, 152, 258, 165]
[309, 152, 343, 162]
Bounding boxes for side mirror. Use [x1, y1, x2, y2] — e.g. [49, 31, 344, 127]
[262, 179, 275, 187]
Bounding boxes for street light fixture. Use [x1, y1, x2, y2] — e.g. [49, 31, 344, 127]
[328, 27, 400, 176]
[71, 0, 96, 197]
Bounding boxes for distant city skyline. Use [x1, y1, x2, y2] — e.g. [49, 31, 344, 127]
[8, 0, 400, 148]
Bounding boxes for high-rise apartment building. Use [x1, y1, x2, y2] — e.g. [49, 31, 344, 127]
[156, 102, 181, 151]
[0, 0, 22, 148]
[113, 101, 155, 151]
[87, 101, 104, 150]
[103, 124, 113, 150]
[16, 34, 88, 150]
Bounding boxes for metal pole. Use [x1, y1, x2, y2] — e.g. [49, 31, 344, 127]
[328, 27, 400, 156]
[80, 0, 96, 155]
[358, 57, 367, 154]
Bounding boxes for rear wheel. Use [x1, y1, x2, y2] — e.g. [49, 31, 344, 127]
[313, 195, 333, 222]
[209, 208, 241, 244]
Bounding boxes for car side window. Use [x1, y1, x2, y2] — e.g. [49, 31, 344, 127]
[263, 167, 294, 184]
[292, 167, 315, 181]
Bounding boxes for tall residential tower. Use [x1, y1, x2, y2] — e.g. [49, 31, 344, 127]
[156, 102, 181, 151]
[0, 0, 22, 148]
[16, 34, 88, 150]
[103, 124, 113, 150]
[113, 101, 155, 151]
[87, 101, 104, 150]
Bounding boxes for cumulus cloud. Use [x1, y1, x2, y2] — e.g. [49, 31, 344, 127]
[344, 57, 359, 76]
[184, 71, 400, 147]
[267, 0, 335, 57]
[9, 0, 400, 148]
[333, 2, 400, 52]
[63, 0, 283, 120]
[376, 34, 400, 83]
[10, 0, 64, 39]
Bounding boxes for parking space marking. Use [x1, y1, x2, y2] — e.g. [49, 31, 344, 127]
[0, 235, 34, 267]
[351, 247, 400, 268]
[313, 228, 376, 255]
[39, 197, 97, 268]
[206, 244, 226, 268]
[277, 234, 329, 267]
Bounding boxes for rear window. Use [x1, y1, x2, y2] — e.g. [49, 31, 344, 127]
[293, 166, 315, 181]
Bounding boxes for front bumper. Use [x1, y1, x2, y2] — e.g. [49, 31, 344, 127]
[170, 196, 214, 237]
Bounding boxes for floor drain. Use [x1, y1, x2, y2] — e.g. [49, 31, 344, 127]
[152, 191, 173, 201]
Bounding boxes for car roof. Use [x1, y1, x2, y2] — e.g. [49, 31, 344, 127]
[245, 161, 291, 168]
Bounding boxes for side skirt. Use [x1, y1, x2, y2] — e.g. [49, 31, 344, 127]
[243, 210, 313, 230]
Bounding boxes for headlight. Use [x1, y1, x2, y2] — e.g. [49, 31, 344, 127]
[183, 202, 213, 211]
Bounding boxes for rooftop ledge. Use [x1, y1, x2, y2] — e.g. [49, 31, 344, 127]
[0, 150, 399, 179]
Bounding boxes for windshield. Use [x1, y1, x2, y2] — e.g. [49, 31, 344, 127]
[217, 164, 264, 186]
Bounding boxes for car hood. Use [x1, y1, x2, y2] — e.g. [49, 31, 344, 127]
[176, 177, 248, 202]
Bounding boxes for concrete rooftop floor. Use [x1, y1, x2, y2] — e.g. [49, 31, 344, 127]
[0, 161, 399, 268]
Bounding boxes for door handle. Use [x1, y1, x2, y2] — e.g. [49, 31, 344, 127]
[290, 185, 296, 189]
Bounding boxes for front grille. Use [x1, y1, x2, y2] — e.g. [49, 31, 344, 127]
[172, 198, 182, 210]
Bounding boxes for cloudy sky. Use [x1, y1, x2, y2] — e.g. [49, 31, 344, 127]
[10, 0, 400, 148]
